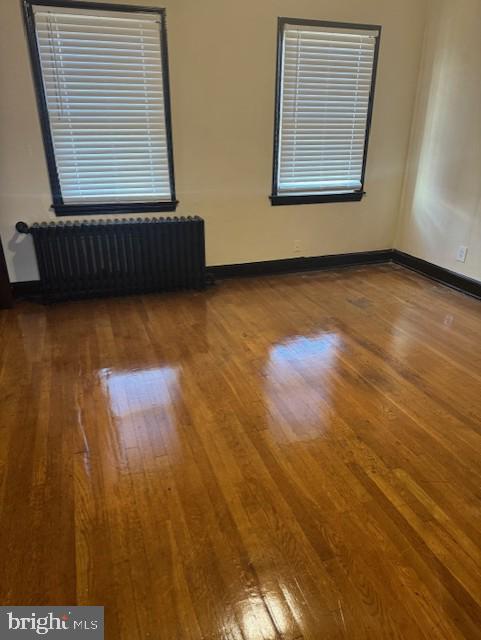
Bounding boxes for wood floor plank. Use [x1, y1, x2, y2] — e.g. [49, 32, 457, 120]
[0, 264, 480, 639]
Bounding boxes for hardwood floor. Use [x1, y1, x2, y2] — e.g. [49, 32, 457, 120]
[0, 263, 480, 639]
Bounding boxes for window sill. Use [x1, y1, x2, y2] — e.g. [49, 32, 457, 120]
[270, 192, 364, 206]
[52, 201, 179, 217]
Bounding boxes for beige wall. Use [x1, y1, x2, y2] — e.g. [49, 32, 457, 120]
[396, 0, 481, 282]
[0, 0, 427, 282]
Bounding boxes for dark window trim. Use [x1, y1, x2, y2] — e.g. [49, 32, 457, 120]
[270, 192, 364, 206]
[271, 17, 382, 206]
[22, 0, 177, 217]
[53, 201, 179, 216]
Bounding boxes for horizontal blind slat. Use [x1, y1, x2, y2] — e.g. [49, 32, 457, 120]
[55, 139, 167, 145]
[62, 179, 170, 186]
[38, 40, 161, 53]
[34, 11, 160, 26]
[55, 150, 167, 158]
[36, 29, 160, 42]
[280, 159, 363, 167]
[284, 48, 375, 59]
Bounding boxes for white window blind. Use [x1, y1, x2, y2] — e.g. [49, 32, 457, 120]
[276, 22, 379, 197]
[31, 4, 174, 205]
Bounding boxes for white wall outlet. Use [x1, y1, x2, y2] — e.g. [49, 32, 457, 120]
[293, 240, 302, 254]
[456, 245, 468, 263]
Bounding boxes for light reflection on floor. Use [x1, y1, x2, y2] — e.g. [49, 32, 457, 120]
[264, 332, 342, 441]
[98, 365, 181, 459]
[224, 591, 296, 640]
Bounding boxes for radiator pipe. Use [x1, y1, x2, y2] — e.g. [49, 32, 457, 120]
[16, 222, 30, 234]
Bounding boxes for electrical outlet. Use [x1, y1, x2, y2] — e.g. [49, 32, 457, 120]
[294, 240, 302, 254]
[456, 245, 468, 263]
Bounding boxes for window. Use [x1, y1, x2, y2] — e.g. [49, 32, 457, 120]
[23, 0, 176, 216]
[271, 18, 381, 206]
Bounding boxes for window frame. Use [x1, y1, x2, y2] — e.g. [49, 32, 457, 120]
[23, 0, 177, 216]
[270, 17, 381, 206]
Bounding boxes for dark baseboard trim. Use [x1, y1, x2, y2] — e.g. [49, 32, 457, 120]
[12, 280, 42, 298]
[12, 251, 481, 303]
[392, 250, 481, 301]
[210, 249, 481, 301]
[208, 250, 393, 279]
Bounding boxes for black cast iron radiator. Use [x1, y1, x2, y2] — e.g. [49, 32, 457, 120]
[16, 217, 206, 301]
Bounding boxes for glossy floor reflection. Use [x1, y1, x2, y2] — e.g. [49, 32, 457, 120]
[1, 264, 480, 639]
[265, 333, 341, 441]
